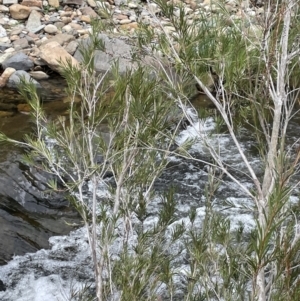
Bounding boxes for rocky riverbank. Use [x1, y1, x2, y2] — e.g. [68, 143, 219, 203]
[0, 0, 265, 92]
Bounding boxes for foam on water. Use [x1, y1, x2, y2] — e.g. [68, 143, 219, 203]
[0, 117, 274, 300]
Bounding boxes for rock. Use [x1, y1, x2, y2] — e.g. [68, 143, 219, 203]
[74, 33, 135, 74]
[17, 103, 31, 113]
[64, 40, 78, 55]
[42, 33, 75, 46]
[0, 67, 16, 88]
[26, 10, 43, 33]
[63, 0, 83, 5]
[0, 43, 12, 51]
[128, 2, 138, 8]
[0, 111, 14, 117]
[7, 70, 41, 89]
[87, 0, 96, 7]
[119, 19, 131, 25]
[61, 17, 72, 24]
[4, 48, 15, 53]
[48, 0, 59, 7]
[80, 7, 98, 18]
[29, 70, 49, 80]
[2, 52, 34, 71]
[0, 5, 9, 13]
[0, 37, 10, 43]
[0, 53, 12, 65]
[115, 14, 129, 20]
[120, 22, 138, 31]
[80, 15, 91, 23]
[39, 41, 80, 74]
[21, 0, 42, 7]
[9, 4, 32, 20]
[44, 24, 58, 34]
[0, 25, 6, 38]
[12, 37, 30, 50]
[10, 27, 24, 36]
[3, 0, 18, 4]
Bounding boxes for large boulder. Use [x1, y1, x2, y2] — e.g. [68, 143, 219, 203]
[39, 41, 80, 74]
[74, 33, 136, 74]
[2, 52, 34, 71]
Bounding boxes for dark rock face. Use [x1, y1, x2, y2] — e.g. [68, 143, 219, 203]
[2, 52, 34, 71]
[0, 279, 5, 291]
[0, 146, 80, 265]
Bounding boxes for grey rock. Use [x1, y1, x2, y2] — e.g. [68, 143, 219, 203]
[3, 0, 18, 4]
[26, 10, 43, 33]
[74, 33, 136, 74]
[64, 40, 78, 55]
[0, 43, 12, 51]
[0, 25, 7, 38]
[42, 33, 75, 46]
[63, 0, 83, 4]
[12, 38, 29, 50]
[7, 70, 41, 89]
[114, 0, 127, 5]
[2, 52, 34, 71]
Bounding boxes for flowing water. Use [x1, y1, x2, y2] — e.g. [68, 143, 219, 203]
[0, 78, 299, 299]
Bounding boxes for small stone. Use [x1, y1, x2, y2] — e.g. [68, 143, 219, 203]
[3, 0, 18, 4]
[128, 2, 138, 8]
[0, 37, 10, 43]
[8, 20, 20, 26]
[0, 25, 7, 38]
[80, 7, 98, 18]
[69, 23, 82, 30]
[61, 17, 72, 24]
[119, 19, 131, 25]
[0, 67, 16, 88]
[62, 24, 72, 32]
[26, 10, 43, 33]
[87, 0, 96, 7]
[0, 53, 12, 65]
[48, 0, 59, 7]
[4, 48, 15, 53]
[21, 0, 42, 7]
[0, 111, 14, 117]
[60, 11, 73, 17]
[17, 103, 31, 113]
[119, 22, 138, 31]
[9, 4, 32, 20]
[29, 70, 49, 80]
[80, 15, 91, 23]
[0, 5, 9, 13]
[63, 0, 83, 5]
[77, 29, 90, 35]
[115, 14, 128, 20]
[10, 28, 24, 36]
[13, 37, 29, 50]
[64, 40, 78, 55]
[44, 24, 58, 34]
[42, 33, 74, 46]
[0, 43, 12, 51]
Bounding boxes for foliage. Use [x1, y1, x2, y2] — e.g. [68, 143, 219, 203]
[1, 1, 300, 301]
